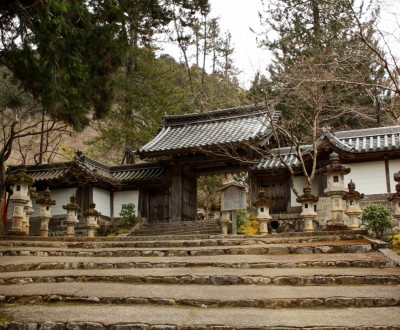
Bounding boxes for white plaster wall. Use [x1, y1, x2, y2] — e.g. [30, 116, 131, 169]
[93, 188, 111, 217]
[290, 175, 319, 207]
[345, 161, 386, 195]
[49, 188, 77, 216]
[113, 190, 139, 217]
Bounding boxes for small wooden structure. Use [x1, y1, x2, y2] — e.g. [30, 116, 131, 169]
[219, 182, 247, 234]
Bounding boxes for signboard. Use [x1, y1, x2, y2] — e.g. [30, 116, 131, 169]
[221, 185, 246, 211]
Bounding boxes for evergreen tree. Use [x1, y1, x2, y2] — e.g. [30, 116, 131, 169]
[256, 0, 386, 135]
[0, 0, 210, 130]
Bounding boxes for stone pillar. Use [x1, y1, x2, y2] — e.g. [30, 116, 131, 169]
[296, 184, 319, 232]
[6, 166, 33, 235]
[253, 188, 273, 235]
[36, 187, 56, 237]
[62, 194, 80, 237]
[84, 202, 100, 238]
[320, 152, 351, 229]
[24, 187, 37, 235]
[343, 180, 364, 230]
[388, 171, 400, 233]
[219, 211, 231, 236]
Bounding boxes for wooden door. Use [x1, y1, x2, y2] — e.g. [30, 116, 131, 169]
[148, 188, 169, 223]
[182, 170, 197, 221]
[257, 176, 289, 214]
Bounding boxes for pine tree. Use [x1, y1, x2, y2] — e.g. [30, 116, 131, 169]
[256, 0, 386, 134]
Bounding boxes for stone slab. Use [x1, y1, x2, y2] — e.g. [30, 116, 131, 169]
[1, 305, 400, 328]
[1, 282, 399, 300]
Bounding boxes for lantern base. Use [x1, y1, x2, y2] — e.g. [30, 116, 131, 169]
[7, 229, 26, 236]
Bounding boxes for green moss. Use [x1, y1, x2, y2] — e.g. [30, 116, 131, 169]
[0, 310, 13, 323]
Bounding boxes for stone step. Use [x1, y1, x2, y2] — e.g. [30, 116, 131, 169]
[0, 241, 375, 259]
[0, 252, 396, 272]
[0, 232, 399, 329]
[2, 305, 400, 329]
[0, 229, 368, 242]
[1, 282, 400, 308]
[133, 220, 221, 236]
[0, 233, 369, 249]
[2, 266, 399, 285]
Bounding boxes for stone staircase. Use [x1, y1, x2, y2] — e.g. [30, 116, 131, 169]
[0, 230, 400, 329]
[133, 219, 221, 236]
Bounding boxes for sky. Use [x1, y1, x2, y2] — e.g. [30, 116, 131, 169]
[209, 0, 400, 89]
[162, 0, 400, 90]
[209, 0, 270, 88]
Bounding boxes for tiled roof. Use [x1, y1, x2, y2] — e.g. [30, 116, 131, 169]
[252, 146, 310, 171]
[328, 126, 400, 153]
[9, 156, 168, 187]
[111, 165, 168, 182]
[253, 126, 400, 171]
[27, 163, 72, 182]
[138, 104, 279, 157]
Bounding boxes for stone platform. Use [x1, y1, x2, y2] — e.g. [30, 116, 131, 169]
[0, 230, 399, 329]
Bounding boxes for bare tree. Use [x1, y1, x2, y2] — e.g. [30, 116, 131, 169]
[0, 71, 72, 228]
[344, 0, 400, 122]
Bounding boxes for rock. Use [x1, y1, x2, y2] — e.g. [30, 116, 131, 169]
[241, 276, 271, 285]
[325, 297, 354, 307]
[314, 245, 336, 253]
[210, 275, 240, 285]
[0, 323, 38, 330]
[39, 321, 65, 330]
[299, 299, 324, 308]
[150, 326, 177, 330]
[110, 324, 150, 330]
[289, 246, 314, 254]
[267, 246, 289, 254]
[272, 276, 306, 285]
[66, 322, 105, 330]
[178, 299, 219, 307]
[126, 298, 149, 304]
[148, 298, 175, 305]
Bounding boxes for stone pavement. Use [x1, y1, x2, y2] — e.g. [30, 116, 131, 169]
[0, 230, 399, 329]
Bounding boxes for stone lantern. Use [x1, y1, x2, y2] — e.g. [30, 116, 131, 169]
[24, 187, 37, 235]
[343, 180, 364, 230]
[319, 152, 351, 229]
[6, 166, 33, 235]
[84, 202, 100, 238]
[253, 188, 274, 234]
[36, 187, 56, 237]
[62, 194, 80, 237]
[388, 171, 400, 233]
[296, 184, 319, 232]
[219, 211, 231, 236]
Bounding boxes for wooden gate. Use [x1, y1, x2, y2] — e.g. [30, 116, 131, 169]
[148, 188, 169, 223]
[182, 170, 197, 221]
[255, 175, 289, 214]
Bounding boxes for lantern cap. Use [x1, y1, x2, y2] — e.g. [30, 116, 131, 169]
[296, 184, 319, 203]
[6, 165, 33, 186]
[343, 180, 364, 201]
[84, 202, 101, 217]
[63, 194, 80, 211]
[319, 151, 351, 175]
[253, 188, 274, 207]
[36, 187, 56, 206]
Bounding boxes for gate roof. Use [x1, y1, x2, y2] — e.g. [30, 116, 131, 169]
[138, 104, 279, 158]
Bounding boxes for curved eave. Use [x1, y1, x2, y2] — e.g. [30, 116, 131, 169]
[138, 137, 267, 159]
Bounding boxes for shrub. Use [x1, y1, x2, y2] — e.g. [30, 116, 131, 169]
[362, 204, 393, 238]
[119, 203, 137, 228]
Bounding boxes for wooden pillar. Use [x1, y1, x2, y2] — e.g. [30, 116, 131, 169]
[169, 164, 183, 222]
